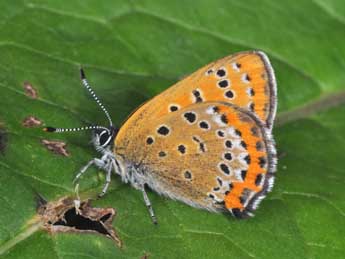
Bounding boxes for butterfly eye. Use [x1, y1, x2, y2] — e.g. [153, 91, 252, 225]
[99, 130, 112, 147]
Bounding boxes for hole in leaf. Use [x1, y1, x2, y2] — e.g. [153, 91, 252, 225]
[100, 213, 112, 222]
[53, 207, 111, 235]
[38, 197, 121, 247]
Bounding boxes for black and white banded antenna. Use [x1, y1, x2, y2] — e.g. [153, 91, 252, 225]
[43, 68, 114, 134]
[80, 68, 113, 127]
[43, 125, 109, 133]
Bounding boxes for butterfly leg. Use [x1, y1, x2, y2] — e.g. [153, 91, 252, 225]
[73, 158, 106, 185]
[141, 185, 158, 225]
[98, 163, 112, 197]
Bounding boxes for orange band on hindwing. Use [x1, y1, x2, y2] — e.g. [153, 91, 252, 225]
[217, 105, 269, 211]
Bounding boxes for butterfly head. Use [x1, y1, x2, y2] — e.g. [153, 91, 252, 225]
[43, 68, 117, 154]
[92, 126, 118, 152]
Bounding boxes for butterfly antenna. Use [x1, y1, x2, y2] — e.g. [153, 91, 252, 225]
[43, 69, 114, 134]
[80, 68, 113, 127]
[43, 125, 108, 133]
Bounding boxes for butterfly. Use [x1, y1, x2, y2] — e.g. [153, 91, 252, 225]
[44, 50, 277, 223]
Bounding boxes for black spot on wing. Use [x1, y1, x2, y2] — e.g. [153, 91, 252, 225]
[243, 155, 251, 164]
[217, 130, 225, 138]
[199, 121, 209, 130]
[225, 90, 234, 99]
[192, 90, 203, 103]
[216, 68, 226, 77]
[221, 114, 228, 124]
[184, 170, 192, 179]
[169, 105, 179, 112]
[157, 125, 170, 136]
[225, 140, 232, 148]
[219, 163, 230, 175]
[183, 112, 197, 124]
[146, 136, 154, 145]
[178, 145, 186, 154]
[158, 151, 166, 157]
[218, 79, 229, 88]
[255, 174, 263, 186]
[241, 170, 247, 180]
[224, 153, 232, 161]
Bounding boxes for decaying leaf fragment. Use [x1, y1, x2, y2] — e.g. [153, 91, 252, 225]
[41, 139, 69, 157]
[37, 197, 122, 247]
[22, 116, 43, 128]
[23, 81, 38, 99]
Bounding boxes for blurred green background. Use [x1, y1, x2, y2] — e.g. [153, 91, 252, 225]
[0, 1, 345, 258]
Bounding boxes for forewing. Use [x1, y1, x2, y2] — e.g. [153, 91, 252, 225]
[118, 51, 277, 136]
[115, 102, 276, 218]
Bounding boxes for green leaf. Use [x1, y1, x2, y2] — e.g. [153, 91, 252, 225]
[0, 0, 344, 258]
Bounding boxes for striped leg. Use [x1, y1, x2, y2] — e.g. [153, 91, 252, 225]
[73, 158, 105, 184]
[98, 164, 112, 197]
[141, 186, 157, 225]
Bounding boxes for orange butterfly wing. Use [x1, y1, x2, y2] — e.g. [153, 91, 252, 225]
[114, 51, 277, 218]
[117, 51, 276, 138]
[115, 102, 276, 218]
